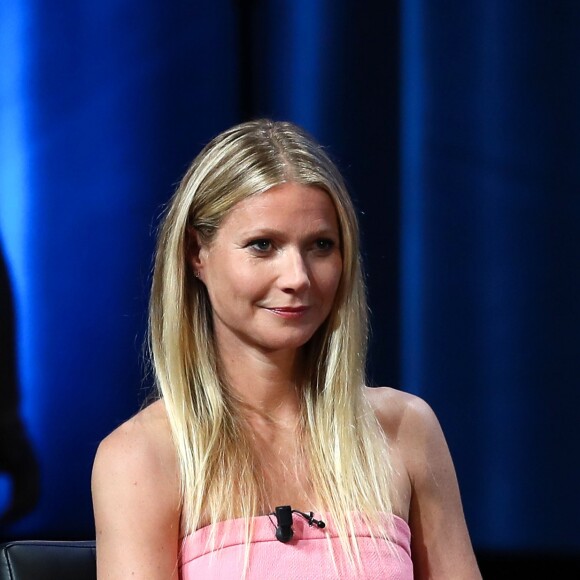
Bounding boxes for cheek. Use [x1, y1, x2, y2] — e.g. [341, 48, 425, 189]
[317, 260, 343, 300]
[206, 259, 269, 303]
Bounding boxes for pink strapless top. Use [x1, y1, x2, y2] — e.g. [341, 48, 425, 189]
[180, 513, 413, 579]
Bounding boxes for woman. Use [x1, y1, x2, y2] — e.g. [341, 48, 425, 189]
[92, 119, 482, 579]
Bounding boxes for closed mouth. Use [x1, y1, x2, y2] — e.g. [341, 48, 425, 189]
[265, 306, 310, 318]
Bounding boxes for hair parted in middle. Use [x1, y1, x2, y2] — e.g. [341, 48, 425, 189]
[148, 119, 396, 567]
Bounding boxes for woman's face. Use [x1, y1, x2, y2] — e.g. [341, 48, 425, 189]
[193, 182, 342, 356]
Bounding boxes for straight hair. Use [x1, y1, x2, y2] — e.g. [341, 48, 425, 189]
[148, 119, 397, 570]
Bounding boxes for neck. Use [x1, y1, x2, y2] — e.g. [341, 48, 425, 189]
[216, 340, 303, 423]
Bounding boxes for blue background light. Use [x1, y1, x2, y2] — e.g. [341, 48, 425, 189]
[0, 0, 578, 556]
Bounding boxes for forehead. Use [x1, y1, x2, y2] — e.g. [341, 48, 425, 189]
[219, 182, 339, 232]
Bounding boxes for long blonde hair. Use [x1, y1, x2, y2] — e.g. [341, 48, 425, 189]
[148, 119, 396, 564]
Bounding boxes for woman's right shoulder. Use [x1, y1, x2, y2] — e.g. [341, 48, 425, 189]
[92, 402, 182, 577]
[94, 399, 176, 475]
[91, 399, 180, 522]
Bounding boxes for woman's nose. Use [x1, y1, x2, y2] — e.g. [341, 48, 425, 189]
[278, 250, 310, 293]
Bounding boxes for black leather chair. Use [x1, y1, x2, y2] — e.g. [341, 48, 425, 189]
[0, 540, 96, 580]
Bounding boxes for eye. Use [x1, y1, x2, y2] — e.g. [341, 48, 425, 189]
[314, 238, 336, 252]
[247, 239, 273, 253]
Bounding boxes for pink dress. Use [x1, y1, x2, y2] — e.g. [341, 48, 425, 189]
[180, 513, 413, 579]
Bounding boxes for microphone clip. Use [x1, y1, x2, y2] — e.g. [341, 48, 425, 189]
[271, 505, 326, 543]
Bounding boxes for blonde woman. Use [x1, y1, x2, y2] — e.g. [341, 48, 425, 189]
[91, 119, 482, 579]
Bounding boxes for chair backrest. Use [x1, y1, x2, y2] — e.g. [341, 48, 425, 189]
[0, 540, 96, 580]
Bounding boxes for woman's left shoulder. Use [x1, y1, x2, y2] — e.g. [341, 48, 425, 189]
[363, 386, 442, 445]
[364, 387, 482, 578]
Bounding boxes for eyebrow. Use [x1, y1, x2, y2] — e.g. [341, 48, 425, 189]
[240, 227, 340, 239]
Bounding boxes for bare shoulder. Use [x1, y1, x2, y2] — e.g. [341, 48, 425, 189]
[363, 385, 441, 446]
[364, 386, 449, 490]
[365, 386, 481, 579]
[91, 399, 181, 579]
[363, 386, 452, 485]
[93, 399, 178, 489]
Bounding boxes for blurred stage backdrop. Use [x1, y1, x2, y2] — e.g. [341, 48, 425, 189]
[0, 0, 579, 573]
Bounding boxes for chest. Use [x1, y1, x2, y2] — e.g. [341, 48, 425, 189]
[253, 438, 315, 514]
[250, 427, 412, 521]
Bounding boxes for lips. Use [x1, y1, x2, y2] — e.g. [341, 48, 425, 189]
[266, 306, 310, 319]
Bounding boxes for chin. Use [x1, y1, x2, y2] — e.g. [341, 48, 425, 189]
[257, 328, 319, 352]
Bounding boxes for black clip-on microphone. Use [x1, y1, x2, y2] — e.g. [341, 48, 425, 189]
[271, 505, 326, 543]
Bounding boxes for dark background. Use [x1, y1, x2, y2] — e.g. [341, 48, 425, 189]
[0, 1, 578, 577]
